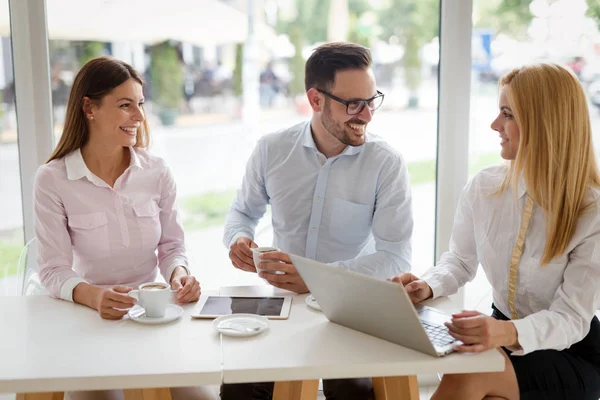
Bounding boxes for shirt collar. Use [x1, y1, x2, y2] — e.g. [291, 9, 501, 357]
[65, 147, 142, 181]
[301, 121, 365, 157]
[129, 147, 143, 169]
[64, 148, 91, 181]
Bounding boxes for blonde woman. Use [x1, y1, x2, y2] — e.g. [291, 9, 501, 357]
[34, 57, 213, 400]
[391, 63, 600, 400]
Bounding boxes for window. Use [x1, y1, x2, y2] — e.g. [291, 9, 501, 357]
[0, 1, 24, 295]
[465, 0, 600, 309]
[46, 0, 441, 288]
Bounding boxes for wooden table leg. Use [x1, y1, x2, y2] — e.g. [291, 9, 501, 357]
[273, 380, 319, 400]
[16, 394, 64, 400]
[123, 388, 172, 400]
[373, 375, 419, 400]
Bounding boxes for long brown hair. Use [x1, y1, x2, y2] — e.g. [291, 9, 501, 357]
[47, 56, 150, 163]
[498, 63, 600, 264]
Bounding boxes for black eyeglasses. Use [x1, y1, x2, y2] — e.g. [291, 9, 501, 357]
[317, 89, 385, 115]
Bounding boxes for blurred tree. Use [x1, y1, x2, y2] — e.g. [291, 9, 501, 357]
[276, 0, 372, 97]
[474, 0, 534, 39]
[149, 42, 183, 125]
[78, 41, 105, 66]
[232, 43, 244, 97]
[289, 25, 305, 96]
[586, 0, 600, 30]
[378, 0, 439, 107]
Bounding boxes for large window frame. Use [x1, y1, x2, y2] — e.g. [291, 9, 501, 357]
[9, 0, 473, 283]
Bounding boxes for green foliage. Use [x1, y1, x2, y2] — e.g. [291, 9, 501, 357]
[277, 0, 373, 96]
[78, 41, 105, 66]
[378, 0, 439, 104]
[149, 42, 183, 109]
[0, 241, 22, 278]
[587, 0, 600, 30]
[181, 190, 237, 230]
[474, 0, 534, 39]
[233, 43, 244, 97]
[289, 25, 306, 96]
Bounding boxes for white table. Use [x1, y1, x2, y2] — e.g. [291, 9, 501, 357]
[1, 287, 504, 400]
[0, 295, 222, 399]
[219, 286, 505, 400]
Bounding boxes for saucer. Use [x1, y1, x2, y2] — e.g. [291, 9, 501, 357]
[213, 314, 269, 337]
[128, 304, 183, 325]
[305, 295, 322, 311]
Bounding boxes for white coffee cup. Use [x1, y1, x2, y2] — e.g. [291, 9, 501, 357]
[128, 282, 176, 318]
[251, 246, 285, 275]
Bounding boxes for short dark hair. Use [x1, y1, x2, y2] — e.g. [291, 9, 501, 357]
[304, 42, 372, 92]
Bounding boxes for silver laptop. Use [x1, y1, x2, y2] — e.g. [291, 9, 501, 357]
[290, 254, 460, 357]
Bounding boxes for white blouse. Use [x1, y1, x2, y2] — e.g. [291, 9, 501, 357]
[422, 165, 600, 355]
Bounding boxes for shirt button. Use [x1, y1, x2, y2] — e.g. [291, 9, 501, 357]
[311, 227, 316, 233]
[316, 197, 321, 202]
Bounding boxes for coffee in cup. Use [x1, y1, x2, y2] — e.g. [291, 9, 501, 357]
[128, 282, 176, 318]
[141, 284, 168, 291]
[251, 247, 285, 275]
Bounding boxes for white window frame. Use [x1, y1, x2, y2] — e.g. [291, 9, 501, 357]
[10, 0, 474, 293]
[10, 0, 54, 243]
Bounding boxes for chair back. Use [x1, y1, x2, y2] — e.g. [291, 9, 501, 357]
[16, 237, 47, 296]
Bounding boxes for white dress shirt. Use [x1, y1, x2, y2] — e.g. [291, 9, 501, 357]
[223, 121, 413, 279]
[422, 164, 600, 355]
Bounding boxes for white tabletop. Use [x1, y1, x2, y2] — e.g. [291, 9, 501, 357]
[218, 286, 505, 384]
[0, 295, 222, 393]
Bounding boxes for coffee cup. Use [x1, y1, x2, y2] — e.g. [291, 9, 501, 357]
[128, 282, 176, 318]
[251, 246, 285, 275]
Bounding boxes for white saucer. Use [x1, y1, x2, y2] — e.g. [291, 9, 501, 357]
[213, 314, 269, 337]
[128, 304, 183, 325]
[305, 295, 322, 311]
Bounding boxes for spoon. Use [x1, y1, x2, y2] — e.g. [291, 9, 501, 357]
[217, 323, 261, 333]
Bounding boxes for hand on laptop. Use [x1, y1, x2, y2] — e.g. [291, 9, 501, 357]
[229, 237, 258, 272]
[444, 310, 519, 353]
[389, 273, 433, 303]
[257, 252, 309, 294]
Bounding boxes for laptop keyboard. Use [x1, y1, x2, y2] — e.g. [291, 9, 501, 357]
[421, 320, 456, 347]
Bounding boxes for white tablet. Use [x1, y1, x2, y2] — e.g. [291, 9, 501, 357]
[191, 295, 292, 320]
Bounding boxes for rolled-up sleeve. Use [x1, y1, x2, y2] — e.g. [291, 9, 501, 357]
[156, 164, 189, 282]
[34, 166, 86, 301]
[510, 218, 600, 355]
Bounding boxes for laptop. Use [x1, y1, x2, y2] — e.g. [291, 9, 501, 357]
[290, 254, 460, 357]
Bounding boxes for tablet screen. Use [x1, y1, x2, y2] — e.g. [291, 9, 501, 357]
[198, 296, 285, 316]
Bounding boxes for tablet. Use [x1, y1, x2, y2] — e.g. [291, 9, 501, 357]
[191, 295, 292, 319]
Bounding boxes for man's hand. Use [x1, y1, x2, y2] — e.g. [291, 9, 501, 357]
[388, 272, 433, 303]
[229, 237, 258, 272]
[445, 310, 519, 353]
[257, 251, 309, 294]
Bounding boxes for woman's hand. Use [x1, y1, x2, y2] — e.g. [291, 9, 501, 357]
[388, 273, 433, 303]
[170, 267, 201, 303]
[445, 310, 519, 353]
[73, 283, 136, 320]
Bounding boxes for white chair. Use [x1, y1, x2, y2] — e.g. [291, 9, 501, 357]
[16, 237, 47, 296]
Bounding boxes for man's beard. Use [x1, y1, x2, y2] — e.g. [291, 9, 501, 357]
[320, 101, 366, 147]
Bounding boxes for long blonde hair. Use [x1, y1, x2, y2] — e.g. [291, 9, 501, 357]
[498, 63, 600, 264]
[47, 56, 150, 163]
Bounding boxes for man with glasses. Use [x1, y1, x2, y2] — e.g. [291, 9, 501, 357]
[221, 42, 413, 400]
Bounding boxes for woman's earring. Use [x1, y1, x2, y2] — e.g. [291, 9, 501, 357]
[89, 115, 94, 120]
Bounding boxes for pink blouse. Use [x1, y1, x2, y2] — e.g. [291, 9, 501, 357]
[34, 147, 188, 301]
